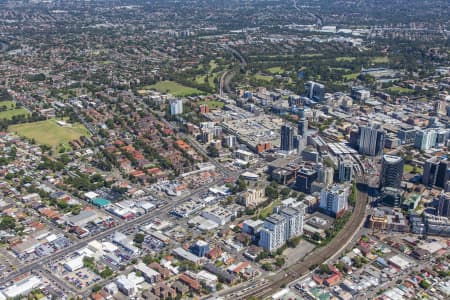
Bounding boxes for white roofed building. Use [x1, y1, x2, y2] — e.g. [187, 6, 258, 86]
[1, 275, 42, 298]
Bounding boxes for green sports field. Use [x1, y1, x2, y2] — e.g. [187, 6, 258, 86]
[197, 100, 224, 109]
[343, 73, 360, 81]
[147, 81, 205, 96]
[254, 74, 273, 82]
[371, 56, 389, 63]
[386, 86, 414, 94]
[8, 119, 91, 148]
[335, 56, 356, 62]
[266, 66, 285, 74]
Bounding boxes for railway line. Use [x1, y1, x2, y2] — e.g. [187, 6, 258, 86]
[219, 45, 247, 95]
[234, 178, 369, 299]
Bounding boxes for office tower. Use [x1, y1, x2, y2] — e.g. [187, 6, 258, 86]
[313, 163, 333, 186]
[259, 214, 287, 252]
[297, 108, 308, 136]
[436, 130, 449, 146]
[427, 117, 441, 129]
[338, 159, 353, 182]
[304, 81, 325, 102]
[423, 157, 439, 186]
[381, 187, 404, 207]
[302, 147, 319, 162]
[423, 157, 450, 188]
[295, 168, 318, 194]
[350, 87, 370, 101]
[189, 240, 210, 257]
[434, 159, 449, 188]
[414, 129, 437, 151]
[358, 124, 385, 156]
[288, 95, 302, 107]
[397, 126, 417, 145]
[293, 135, 305, 154]
[380, 155, 404, 189]
[384, 134, 400, 149]
[280, 124, 294, 152]
[435, 100, 447, 116]
[297, 118, 308, 137]
[437, 193, 450, 218]
[319, 184, 349, 217]
[169, 99, 183, 115]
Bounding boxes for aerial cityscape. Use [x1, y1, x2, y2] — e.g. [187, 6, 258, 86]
[0, 0, 449, 299]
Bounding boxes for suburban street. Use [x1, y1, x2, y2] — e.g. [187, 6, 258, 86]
[0, 176, 227, 288]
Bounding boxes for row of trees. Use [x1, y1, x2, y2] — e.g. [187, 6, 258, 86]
[0, 112, 46, 131]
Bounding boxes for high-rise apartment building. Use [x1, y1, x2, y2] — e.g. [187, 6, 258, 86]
[259, 206, 305, 252]
[259, 214, 287, 252]
[358, 124, 385, 156]
[280, 206, 305, 241]
[319, 184, 349, 217]
[338, 159, 353, 182]
[423, 157, 450, 188]
[280, 124, 294, 152]
[414, 129, 437, 151]
[437, 193, 450, 218]
[380, 155, 404, 189]
[169, 99, 183, 115]
[223, 135, 237, 149]
[297, 108, 308, 136]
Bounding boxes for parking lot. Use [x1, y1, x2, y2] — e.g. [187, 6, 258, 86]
[0, 252, 16, 280]
[51, 262, 102, 290]
[9, 235, 72, 263]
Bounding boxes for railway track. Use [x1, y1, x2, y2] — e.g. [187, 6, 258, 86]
[236, 179, 368, 299]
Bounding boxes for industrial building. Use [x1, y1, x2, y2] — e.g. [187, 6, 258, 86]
[1, 275, 42, 299]
[201, 205, 236, 225]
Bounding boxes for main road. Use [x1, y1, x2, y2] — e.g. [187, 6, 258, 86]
[217, 176, 369, 300]
[0, 176, 226, 287]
